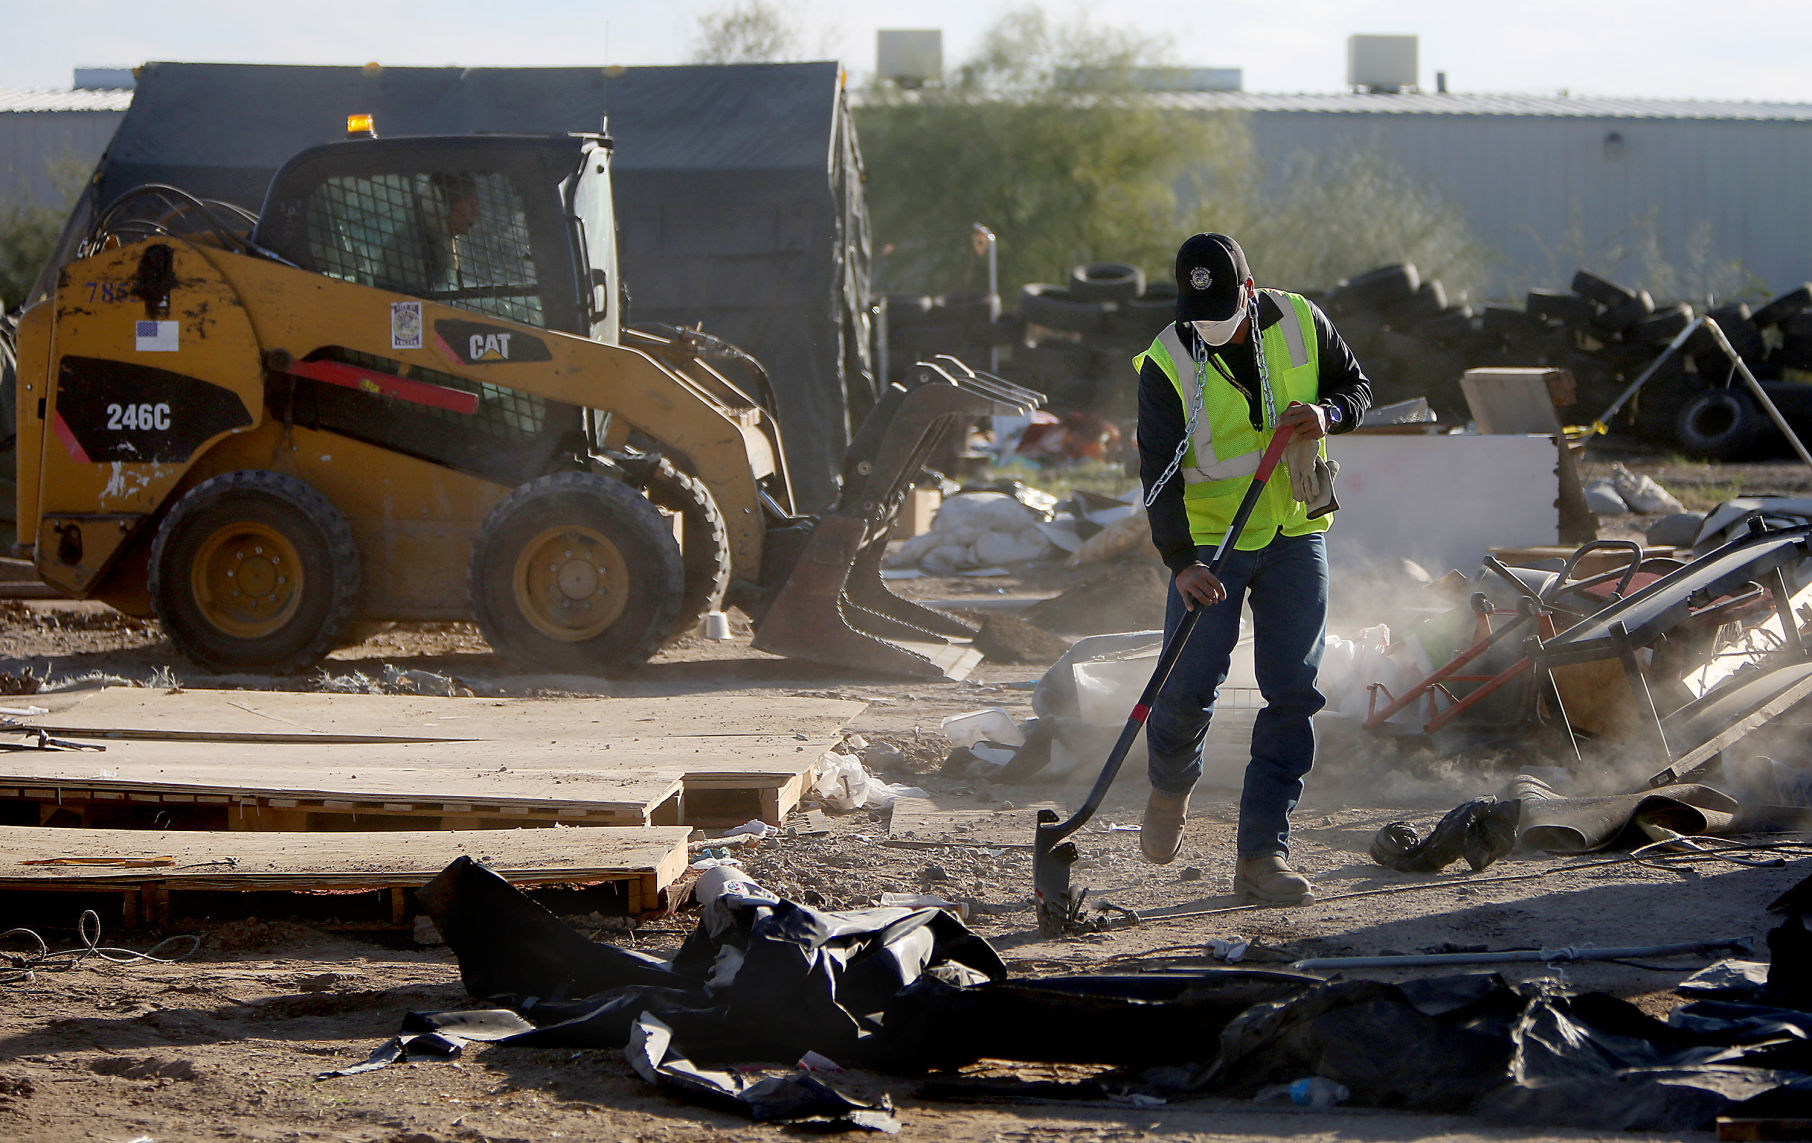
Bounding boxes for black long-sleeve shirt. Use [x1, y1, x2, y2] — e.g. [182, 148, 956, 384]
[1137, 291, 1373, 573]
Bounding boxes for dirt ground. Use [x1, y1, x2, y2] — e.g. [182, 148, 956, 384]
[0, 453, 1809, 1142]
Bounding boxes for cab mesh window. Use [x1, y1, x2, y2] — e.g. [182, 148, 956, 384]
[304, 170, 545, 326]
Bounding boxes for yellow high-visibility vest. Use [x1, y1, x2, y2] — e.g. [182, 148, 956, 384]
[1134, 289, 1331, 549]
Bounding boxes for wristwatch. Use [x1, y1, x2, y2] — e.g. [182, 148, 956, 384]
[1323, 402, 1342, 427]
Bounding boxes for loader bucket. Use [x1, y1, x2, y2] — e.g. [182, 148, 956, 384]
[752, 356, 1044, 680]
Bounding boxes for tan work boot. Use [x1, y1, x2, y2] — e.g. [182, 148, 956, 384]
[1234, 855, 1315, 906]
[1141, 790, 1190, 864]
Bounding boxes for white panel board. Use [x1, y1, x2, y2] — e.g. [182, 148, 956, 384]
[1324, 433, 1557, 580]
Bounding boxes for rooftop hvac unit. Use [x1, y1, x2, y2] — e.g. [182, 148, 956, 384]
[877, 30, 942, 88]
[1347, 35, 1417, 93]
[73, 67, 135, 90]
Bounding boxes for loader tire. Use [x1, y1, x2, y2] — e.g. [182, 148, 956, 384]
[149, 470, 360, 673]
[469, 472, 682, 672]
[642, 458, 730, 642]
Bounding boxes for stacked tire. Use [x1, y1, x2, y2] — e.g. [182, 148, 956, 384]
[1007, 263, 1172, 419]
[883, 292, 1018, 375]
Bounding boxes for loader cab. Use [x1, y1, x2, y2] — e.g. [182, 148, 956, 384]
[253, 132, 619, 344]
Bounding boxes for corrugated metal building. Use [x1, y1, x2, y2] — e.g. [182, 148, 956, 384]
[0, 89, 131, 211]
[1152, 91, 1812, 299]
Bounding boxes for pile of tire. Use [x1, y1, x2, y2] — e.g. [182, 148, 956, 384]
[882, 292, 1019, 375]
[1001, 263, 1175, 420]
[1321, 264, 1812, 458]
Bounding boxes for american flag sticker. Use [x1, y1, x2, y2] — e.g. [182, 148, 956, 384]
[135, 320, 179, 352]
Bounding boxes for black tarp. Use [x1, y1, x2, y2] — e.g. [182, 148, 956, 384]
[40, 61, 875, 510]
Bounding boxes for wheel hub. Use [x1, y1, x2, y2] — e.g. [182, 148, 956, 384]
[514, 527, 629, 640]
[191, 524, 303, 638]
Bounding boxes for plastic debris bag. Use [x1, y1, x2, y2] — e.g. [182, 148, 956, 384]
[810, 750, 927, 811]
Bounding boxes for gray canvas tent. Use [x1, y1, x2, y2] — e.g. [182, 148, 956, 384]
[39, 61, 876, 509]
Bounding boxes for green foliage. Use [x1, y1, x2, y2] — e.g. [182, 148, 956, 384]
[0, 202, 65, 313]
[1222, 147, 1495, 302]
[0, 156, 85, 313]
[1529, 206, 1764, 305]
[855, 6, 1491, 300]
[858, 7, 1250, 295]
[690, 0, 805, 64]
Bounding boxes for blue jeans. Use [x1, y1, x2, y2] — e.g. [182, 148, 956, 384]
[1146, 531, 1328, 859]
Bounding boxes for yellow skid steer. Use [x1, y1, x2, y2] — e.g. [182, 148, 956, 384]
[10, 130, 1039, 679]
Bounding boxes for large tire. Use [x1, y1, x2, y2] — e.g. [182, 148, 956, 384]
[1069, 262, 1145, 304]
[1570, 269, 1636, 310]
[1387, 278, 1448, 326]
[1018, 283, 1106, 334]
[1752, 284, 1812, 329]
[642, 458, 729, 642]
[468, 472, 683, 672]
[149, 471, 360, 673]
[1675, 388, 1762, 460]
[1627, 303, 1693, 344]
[1335, 263, 1419, 312]
[1593, 290, 1655, 334]
[1525, 288, 1595, 327]
[1416, 305, 1476, 344]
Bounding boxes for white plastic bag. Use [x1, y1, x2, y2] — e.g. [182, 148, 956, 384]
[940, 707, 1026, 748]
[1611, 463, 1686, 515]
[810, 750, 927, 811]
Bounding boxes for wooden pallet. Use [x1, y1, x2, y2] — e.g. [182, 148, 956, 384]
[18, 687, 864, 743]
[0, 823, 692, 927]
[2, 688, 858, 829]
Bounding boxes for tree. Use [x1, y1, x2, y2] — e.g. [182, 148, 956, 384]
[857, 7, 1246, 295]
[855, 6, 1489, 299]
[690, 0, 804, 65]
[0, 155, 85, 312]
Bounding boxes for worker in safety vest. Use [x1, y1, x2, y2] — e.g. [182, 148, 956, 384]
[1135, 232, 1372, 905]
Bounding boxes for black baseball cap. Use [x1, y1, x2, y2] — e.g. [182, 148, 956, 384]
[1174, 232, 1251, 323]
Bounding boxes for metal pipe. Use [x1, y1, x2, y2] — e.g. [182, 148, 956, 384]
[1701, 317, 1812, 476]
[1289, 937, 1747, 972]
[973, 223, 999, 374]
[1593, 316, 1703, 431]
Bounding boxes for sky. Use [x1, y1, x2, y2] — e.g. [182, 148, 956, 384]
[4, 0, 1811, 103]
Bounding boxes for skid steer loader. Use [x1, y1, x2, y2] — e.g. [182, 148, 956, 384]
[11, 128, 1040, 679]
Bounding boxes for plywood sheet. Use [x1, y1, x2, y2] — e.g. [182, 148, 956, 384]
[887, 797, 1064, 849]
[0, 731, 838, 827]
[0, 823, 691, 889]
[20, 687, 864, 744]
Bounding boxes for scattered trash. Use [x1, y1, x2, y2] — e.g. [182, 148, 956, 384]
[1582, 479, 1630, 516]
[1609, 462, 1686, 514]
[1370, 797, 1520, 874]
[716, 820, 782, 842]
[878, 892, 970, 920]
[941, 708, 1025, 749]
[1646, 511, 1706, 546]
[1253, 1076, 1350, 1109]
[689, 856, 745, 871]
[885, 492, 1056, 574]
[810, 750, 927, 812]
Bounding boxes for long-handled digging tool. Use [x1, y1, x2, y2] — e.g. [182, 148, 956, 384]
[1033, 420, 1301, 936]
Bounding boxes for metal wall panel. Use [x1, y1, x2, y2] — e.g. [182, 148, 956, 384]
[1241, 109, 1812, 299]
[0, 112, 122, 210]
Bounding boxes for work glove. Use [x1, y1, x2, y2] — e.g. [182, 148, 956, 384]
[1284, 434, 1340, 519]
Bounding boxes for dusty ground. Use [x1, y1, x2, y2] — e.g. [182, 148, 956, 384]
[0, 452, 1809, 1142]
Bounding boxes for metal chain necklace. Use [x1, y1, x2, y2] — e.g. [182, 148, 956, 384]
[1145, 293, 1267, 508]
